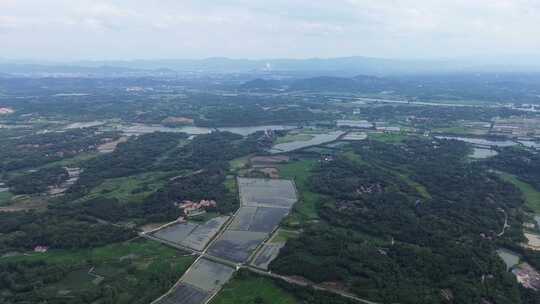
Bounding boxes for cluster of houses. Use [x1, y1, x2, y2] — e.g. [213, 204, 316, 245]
[34, 245, 49, 253]
[175, 199, 217, 217]
[0, 107, 14, 115]
[513, 263, 540, 291]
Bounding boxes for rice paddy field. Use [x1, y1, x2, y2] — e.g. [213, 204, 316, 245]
[207, 230, 268, 263]
[238, 178, 297, 208]
[250, 242, 285, 270]
[156, 258, 236, 304]
[152, 216, 230, 251]
[207, 178, 297, 264]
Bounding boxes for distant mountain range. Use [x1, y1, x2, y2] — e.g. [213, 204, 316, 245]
[1, 56, 540, 77]
[242, 75, 394, 92]
[240, 73, 540, 103]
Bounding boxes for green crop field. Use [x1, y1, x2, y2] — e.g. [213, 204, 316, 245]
[76, 171, 168, 204]
[279, 160, 321, 223]
[0, 191, 13, 205]
[498, 172, 540, 214]
[212, 271, 297, 304]
[275, 133, 314, 144]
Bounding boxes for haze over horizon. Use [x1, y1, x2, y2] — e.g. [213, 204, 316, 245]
[1, 0, 540, 62]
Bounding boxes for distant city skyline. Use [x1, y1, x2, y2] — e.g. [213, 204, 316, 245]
[1, 0, 539, 61]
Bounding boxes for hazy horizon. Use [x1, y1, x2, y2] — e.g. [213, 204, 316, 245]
[1, 0, 540, 62]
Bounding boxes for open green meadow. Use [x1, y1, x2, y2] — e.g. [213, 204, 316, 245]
[76, 171, 168, 204]
[278, 160, 321, 223]
[0, 191, 13, 205]
[275, 133, 314, 144]
[211, 271, 297, 304]
[498, 172, 540, 214]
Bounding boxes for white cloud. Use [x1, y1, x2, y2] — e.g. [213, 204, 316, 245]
[0, 0, 539, 60]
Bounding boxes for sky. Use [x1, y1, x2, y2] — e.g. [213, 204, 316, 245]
[1, 0, 539, 61]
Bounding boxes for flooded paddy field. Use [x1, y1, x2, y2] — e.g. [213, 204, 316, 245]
[182, 258, 236, 292]
[238, 178, 297, 208]
[249, 207, 290, 233]
[153, 222, 199, 244]
[156, 258, 235, 304]
[470, 147, 499, 159]
[218, 125, 296, 136]
[111, 124, 211, 136]
[269, 131, 345, 153]
[250, 242, 285, 270]
[436, 136, 517, 148]
[105, 123, 297, 137]
[208, 178, 298, 264]
[229, 206, 290, 233]
[154, 285, 208, 304]
[207, 230, 268, 263]
[181, 217, 231, 251]
[151, 216, 229, 251]
[229, 207, 258, 231]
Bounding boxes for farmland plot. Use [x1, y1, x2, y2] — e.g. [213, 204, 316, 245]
[156, 259, 235, 304]
[250, 242, 285, 270]
[155, 284, 209, 304]
[152, 216, 230, 251]
[249, 207, 290, 232]
[207, 230, 267, 263]
[152, 222, 199, 245]
[182, 258, 236, 292]
[228, 207, 257, 231]
[208, 178, 298, 263]
[238, 178, 297, 208]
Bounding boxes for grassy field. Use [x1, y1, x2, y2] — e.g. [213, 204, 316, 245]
[498, 172, 540, 214]
[229, 155, 252, 171]
[45, 152, 99, 168]
[275, 133, 314, 144]
[395, 172, 432, 200]
[224, 176, 237, 194]
[211, 271, 297, 304]
[4, 238, 191, 265]
[0, 190, 13, 205]
[270, 228, 301, 243]
[2, 239, 195, 304]
[76, 171, 168, 204]
[279, 160, 321, 224]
